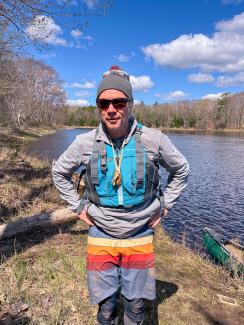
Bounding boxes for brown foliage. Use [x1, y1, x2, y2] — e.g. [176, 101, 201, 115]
[134, 92, 244, 130]
[0, 58, 66, 128]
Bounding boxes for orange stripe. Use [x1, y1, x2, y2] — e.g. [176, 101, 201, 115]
[87, 253, 120, 263]
[87, 243, 153, 256]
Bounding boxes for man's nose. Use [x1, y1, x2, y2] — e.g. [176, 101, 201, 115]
[106, 103, 117, 113]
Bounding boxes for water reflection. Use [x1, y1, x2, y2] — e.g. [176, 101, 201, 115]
[24, 128, 93, 162]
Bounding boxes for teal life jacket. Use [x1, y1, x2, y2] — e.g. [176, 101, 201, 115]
[84, 124, 159, 208]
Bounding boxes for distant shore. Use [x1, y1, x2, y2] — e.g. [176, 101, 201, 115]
[56, 125, 244, 133]
[55, 125, 244, 133]
[1, 126, 244, 146]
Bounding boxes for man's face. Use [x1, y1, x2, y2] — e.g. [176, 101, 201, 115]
[98, 89, 131, 138]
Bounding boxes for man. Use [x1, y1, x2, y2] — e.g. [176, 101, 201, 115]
[52, 66, 189, 325]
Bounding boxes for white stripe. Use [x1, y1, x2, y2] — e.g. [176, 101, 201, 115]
[118, 185, 123, 205]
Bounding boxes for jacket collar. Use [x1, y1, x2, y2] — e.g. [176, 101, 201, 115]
[96, 116, 138, 145]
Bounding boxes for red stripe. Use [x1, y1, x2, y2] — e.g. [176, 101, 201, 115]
[87, 261, 115, 271]
[87, 253, 154, 271]
[121, 252, 154, 269]
[87, 254, 119, 271]
[122, 253, 154, 263]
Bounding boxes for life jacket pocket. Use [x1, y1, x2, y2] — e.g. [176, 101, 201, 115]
[121, 154, 143, 196]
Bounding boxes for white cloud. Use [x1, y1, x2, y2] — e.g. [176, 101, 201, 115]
[66, 99, 90, 106]
[216, 11, 244, 32]
[133, 100, 141, 105]
[155, 90, 187, 101]
[71, 29, 82, 38]
[75, 90, 91, 97]
[68, 81, 96, 89]
[142, 12, 244, 73]
[71, 29, 93, 41]
[27, 16, 92, 48]
[115, 54, 130, 62]
[216, 72, 244, 87]
[165, 90, 187, 100]
[202, 93, 223, 100]
[114, 52, 136, 62]
[188, 73, 215, 83]
[26, 15, 68, 47]
[130, 75, 154, 92]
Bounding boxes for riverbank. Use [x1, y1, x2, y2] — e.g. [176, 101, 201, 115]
[2, 125, 243, 139]
[0, 132, 243, 324]
[161, 127, 244, 134]
[61, 125, 244, 133]
[0, 127, 56, 148]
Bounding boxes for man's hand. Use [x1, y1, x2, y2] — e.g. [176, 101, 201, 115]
[78, 210, 95, 226]
[148, 208, 168, 228]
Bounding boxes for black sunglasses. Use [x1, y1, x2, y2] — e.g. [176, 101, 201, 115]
[97, 98, 129, 110]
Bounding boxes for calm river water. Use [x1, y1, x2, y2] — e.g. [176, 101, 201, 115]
[25, 128, 244, 248]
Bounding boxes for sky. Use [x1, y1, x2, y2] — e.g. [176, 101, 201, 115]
[27, 0, 244, 106]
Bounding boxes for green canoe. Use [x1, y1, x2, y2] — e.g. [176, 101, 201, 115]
[203, 227, 244, 278]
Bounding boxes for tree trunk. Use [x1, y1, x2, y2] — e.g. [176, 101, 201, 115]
[0, 208, 78, 240]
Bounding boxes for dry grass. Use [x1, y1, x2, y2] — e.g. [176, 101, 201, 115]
[152, 231, 244, 325]
[0, 145, 62, 224]
[0, 135, 243, 325]
[225, 244, 244, 265]
[0, 227, 243, 325]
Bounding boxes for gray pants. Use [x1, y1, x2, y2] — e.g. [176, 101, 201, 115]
[97, 292, 144, 325]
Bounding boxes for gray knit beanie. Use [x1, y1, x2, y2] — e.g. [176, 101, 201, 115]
[96, 66, 133, 103]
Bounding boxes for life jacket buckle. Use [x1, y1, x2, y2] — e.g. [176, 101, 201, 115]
[100, 154, 107, 171]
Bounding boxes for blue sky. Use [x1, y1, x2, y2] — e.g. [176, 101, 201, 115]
[27, 0, 244, 106]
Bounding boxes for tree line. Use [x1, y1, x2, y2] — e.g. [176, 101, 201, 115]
[64, 92, 244, 130]
[135, 92, 244, 130]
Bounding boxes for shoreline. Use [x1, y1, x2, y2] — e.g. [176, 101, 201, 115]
[1, 126, 244, 140]
[160, 127, 244, 133]
[57, 125, 244, 133]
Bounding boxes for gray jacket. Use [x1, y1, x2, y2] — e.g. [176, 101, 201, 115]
[52, 118, 189, 237]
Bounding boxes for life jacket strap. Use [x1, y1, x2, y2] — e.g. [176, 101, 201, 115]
[85, 160, 101, 204]
[98, 141, 107, 172]
[144, 157, 158, 202]
[90, 145, 99, 185]
[134, 125, 144, 188]
[90, 129, 107, 185]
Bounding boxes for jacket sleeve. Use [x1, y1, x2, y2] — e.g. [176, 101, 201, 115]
[158, 133, 190, 210]
[52, 135, 88, 213]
